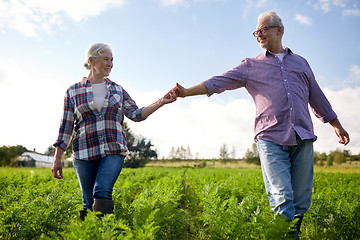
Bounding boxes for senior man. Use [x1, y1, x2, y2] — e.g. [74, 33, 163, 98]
[171, 10, 349, 237]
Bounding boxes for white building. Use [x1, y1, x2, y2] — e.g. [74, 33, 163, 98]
[18, 152, 54, 168]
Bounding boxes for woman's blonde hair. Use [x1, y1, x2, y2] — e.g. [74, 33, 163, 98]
[83, 43, 112, 70]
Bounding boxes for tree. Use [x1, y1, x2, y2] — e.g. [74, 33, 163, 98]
[123, 122, 157, 168]
[313, 151, 320, 165]
[168, 147, 177, 159]
[230, 146, 237, 159]
[334, 152, 345, 165]
[219, 143, 229, 160]
[44, 145, 55, 155]
[326, 154, 334, 167]
[0, 145, 28, 166]
[244, 143, 260, 165]
[167, 146, 193, 160]
[317, 152, 327, 166]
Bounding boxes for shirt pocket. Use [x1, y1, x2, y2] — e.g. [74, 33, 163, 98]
[108, 93, 123, 109]
[74, 102, 95, 122]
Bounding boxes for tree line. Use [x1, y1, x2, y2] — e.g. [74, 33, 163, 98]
[1, 123, 359, 167]
[155, 142, 360, 168]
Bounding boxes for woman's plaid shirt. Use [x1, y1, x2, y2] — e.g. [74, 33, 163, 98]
[54, 78, 144, 161]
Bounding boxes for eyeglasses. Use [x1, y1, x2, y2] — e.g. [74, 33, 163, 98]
[253, 26, 278, 37]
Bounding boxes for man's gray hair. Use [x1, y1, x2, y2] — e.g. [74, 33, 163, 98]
[258, 10, 284, 35]
[84, 43, 112, 70]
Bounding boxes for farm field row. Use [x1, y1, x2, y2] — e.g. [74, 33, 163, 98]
[0, 167, 359, 239]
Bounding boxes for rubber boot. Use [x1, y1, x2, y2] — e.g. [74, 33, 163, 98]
[294, 216, 303, 233]
[79, 210, 88, 221]
[92, 198, 114, 219]
[285, 228, 300, 240]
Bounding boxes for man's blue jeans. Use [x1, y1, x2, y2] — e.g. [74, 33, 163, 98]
[256, 137, 314, 221]
[73, 154, 125, 211]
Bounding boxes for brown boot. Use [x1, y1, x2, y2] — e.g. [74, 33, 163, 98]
[92, 199, 114, 219]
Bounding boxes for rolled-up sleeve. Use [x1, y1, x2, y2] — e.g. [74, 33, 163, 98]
[203, 59, 248, 96]
[122, 88, 144, 122]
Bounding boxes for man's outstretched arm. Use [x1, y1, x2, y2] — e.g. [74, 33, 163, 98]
[172, 83, 208, 98]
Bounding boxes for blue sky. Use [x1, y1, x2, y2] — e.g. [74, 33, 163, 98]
[0, 0, 359, 158]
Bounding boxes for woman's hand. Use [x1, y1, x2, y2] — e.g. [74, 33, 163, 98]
[161, 91, 177, 105]
[51, 159, 63, 179]
[51, 147, 65, 179]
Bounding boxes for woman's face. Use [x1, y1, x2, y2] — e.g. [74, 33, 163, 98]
[91, 49, 113, 77]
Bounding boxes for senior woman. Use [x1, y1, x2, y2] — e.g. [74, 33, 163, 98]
[51, 43, 176, 220]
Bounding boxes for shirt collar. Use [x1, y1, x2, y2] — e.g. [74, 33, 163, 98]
[82, 77, 113, 87]
[262, 47, 292, 57]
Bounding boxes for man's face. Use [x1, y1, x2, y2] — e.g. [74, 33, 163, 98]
[255, 18, 281, 51]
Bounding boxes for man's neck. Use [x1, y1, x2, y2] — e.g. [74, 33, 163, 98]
[268, 45, 285, 54]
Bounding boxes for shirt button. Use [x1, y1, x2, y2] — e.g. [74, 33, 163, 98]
[290, 107, 293, 110]
[284, 79, 287, 82]
[288, 92, 290, 95]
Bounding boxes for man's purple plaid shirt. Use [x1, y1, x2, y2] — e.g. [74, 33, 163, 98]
[54, 78, 144, 161]
[203, 48, 337, 146]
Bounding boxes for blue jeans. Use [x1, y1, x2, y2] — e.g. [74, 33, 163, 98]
[256, 137, 314, 221]
[73, 154, 125, 210]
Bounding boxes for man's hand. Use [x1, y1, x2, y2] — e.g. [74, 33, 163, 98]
[172, 83, 187, 98]
[330, 118, 350, 146]
[334, 126, 350, 145]
[170, 83, 208, 98]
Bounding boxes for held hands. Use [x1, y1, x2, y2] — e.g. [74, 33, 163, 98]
[161, 91, 177, 105]
[160, 82, 187, 105]
[171, 83, 186, 98]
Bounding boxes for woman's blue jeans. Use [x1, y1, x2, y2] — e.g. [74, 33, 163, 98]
[73, 154, 125, 211]
[256, 137, 314, 221]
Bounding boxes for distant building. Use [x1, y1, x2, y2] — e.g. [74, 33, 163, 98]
[18, 152, 54, 168]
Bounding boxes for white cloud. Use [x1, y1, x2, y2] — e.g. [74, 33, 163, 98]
[0, 0, 126, 37]
[126, 92, 255, 159]
[0, 57, 67, 152]
[295, 13, 313, 25]
[343, 8, 360, 16]
[318, 0, 332, 13]
[314, 0, 347, 13]
[159, 0, 187, 7]
[157, 0, 228, 8]
[345, 64, 360, 85]
[241, 0, 268, 19]
[313, 86, 360, 155]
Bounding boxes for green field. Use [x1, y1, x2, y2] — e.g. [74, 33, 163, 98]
[0, 167, 359, 239]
